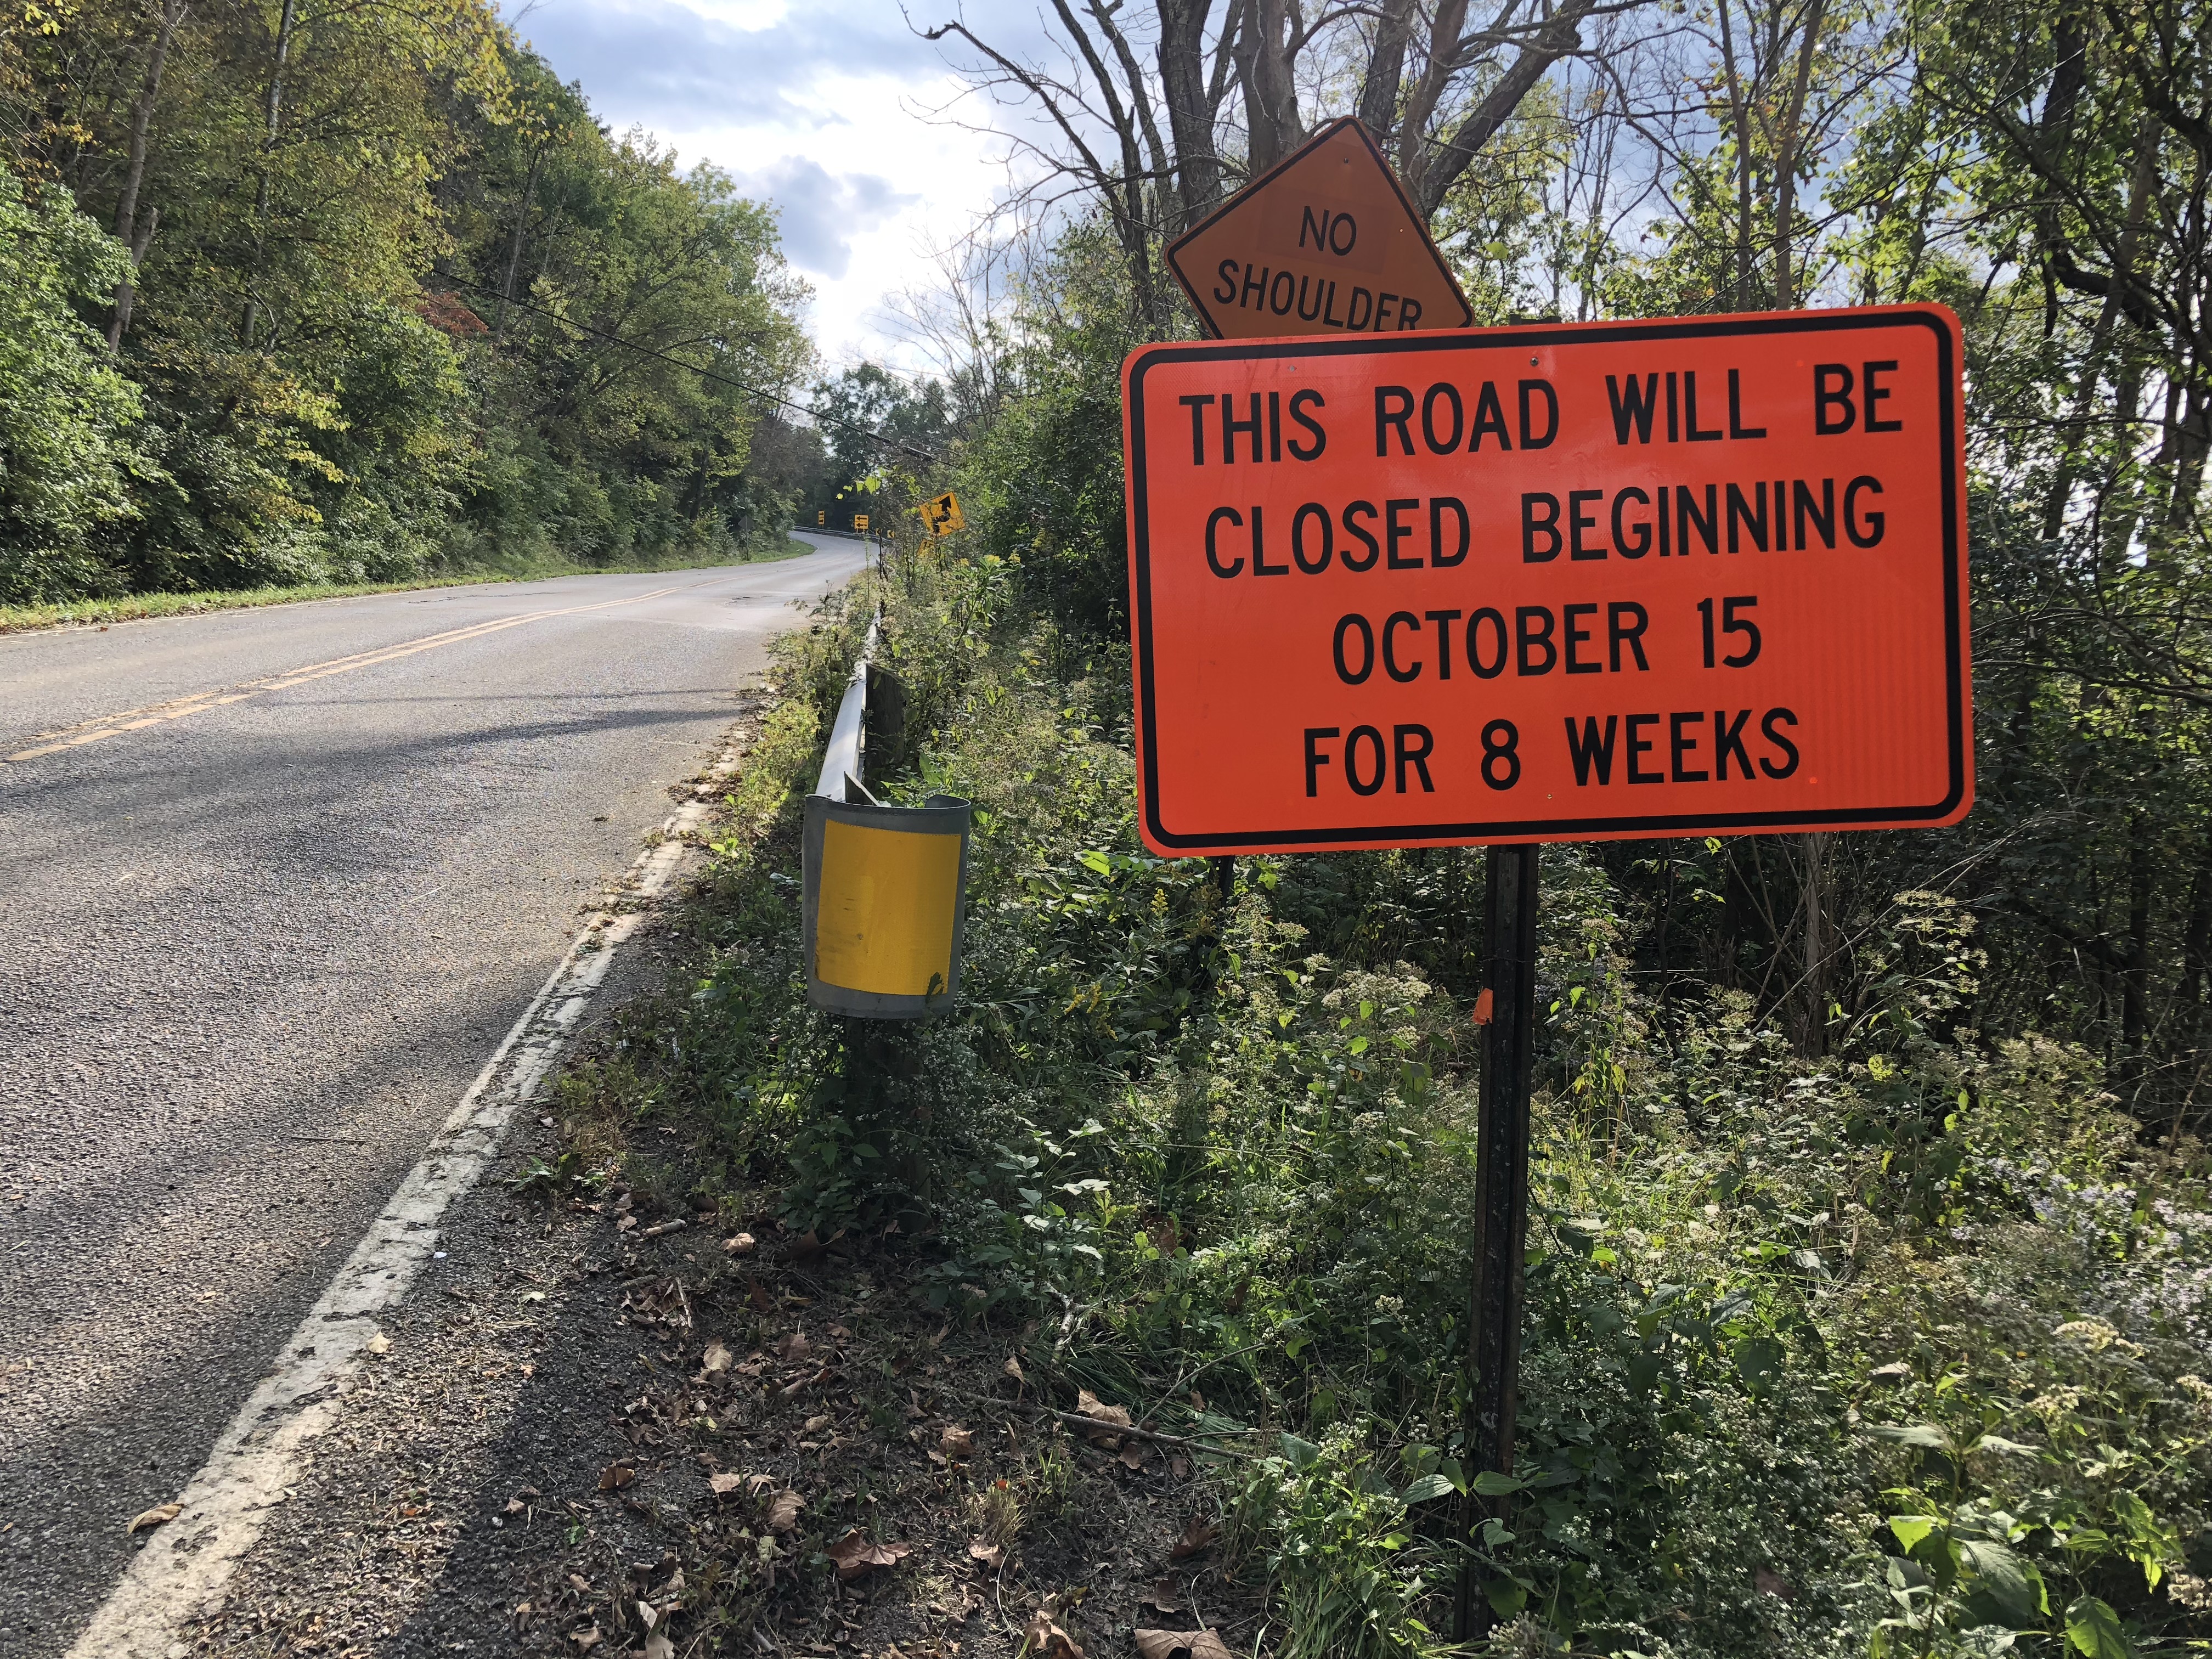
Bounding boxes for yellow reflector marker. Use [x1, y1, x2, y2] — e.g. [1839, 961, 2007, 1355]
[814, 816, 963, 996]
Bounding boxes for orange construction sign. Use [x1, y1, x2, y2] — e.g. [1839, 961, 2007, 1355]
[1166, 117, 1472, 342]
[1121, 306, 1972, 854]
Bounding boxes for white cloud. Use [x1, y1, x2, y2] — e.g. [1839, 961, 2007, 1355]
[509, 0, 1046, 368]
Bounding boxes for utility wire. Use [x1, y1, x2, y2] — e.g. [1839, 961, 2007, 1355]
[431, 272, 944, 464]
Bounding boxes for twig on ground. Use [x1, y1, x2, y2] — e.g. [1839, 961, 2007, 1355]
[930, 1384, 1265, 1460]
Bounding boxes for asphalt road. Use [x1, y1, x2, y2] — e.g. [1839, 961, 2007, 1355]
[0, 538, 865, 1653]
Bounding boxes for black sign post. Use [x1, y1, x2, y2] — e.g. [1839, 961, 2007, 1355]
[1455, 842, 1541, 1639]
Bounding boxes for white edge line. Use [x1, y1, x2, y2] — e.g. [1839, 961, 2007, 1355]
[64, 761, 742, 1659]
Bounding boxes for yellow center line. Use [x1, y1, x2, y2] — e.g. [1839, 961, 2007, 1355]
[5, 586, 681, 764]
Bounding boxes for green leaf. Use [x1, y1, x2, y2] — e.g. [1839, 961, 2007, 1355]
[2065, 1595, 2131, 1658]
[1733, 1336, 1785, 1394]
[1400, 1473, 1456, 1505]
[1482, 1575, 1527, 1616]
[1888, 1515, 1940, 1553]
[1960, 1539, 2044, 1627]
[1279, 1433, 1320, 1469]
[1471, 1470, 1527, 1497]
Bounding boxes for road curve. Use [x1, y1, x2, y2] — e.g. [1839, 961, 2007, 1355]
[0, 538, 865, 1652]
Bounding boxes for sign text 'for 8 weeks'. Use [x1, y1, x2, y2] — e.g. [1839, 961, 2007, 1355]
[1121, 307, 1971, 855]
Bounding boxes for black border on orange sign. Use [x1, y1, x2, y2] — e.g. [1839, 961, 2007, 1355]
[1121, 305, 1971, 854]
[1164, 115, 1475, 341]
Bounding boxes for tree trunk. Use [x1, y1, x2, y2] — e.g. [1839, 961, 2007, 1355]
[1770, 0, 1825, 308]
[242, 0, 300, 346]
[2122, 811, 2155, 1078]
[1797, 832, 1829, 1058]
[1714, 0, 1756, 307]
[495, 145, 547, 343]
[1357, 0, 1417, 142]
[1155, 0, 1224, 226]
[1232, 0, 1302, 174]
[108, 0, 187, 351]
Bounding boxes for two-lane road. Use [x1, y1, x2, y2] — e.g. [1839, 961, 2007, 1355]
[0, 540, 864, 1652]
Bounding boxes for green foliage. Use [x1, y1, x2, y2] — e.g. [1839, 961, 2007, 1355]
[0, 164, 145, 602]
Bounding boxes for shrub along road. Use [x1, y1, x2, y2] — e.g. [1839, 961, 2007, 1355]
[0, 538, 863, 1654]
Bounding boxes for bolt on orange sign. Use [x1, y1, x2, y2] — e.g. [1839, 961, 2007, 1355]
[1122, 307, 1972, 854]
[1166, 117, 1472, 341]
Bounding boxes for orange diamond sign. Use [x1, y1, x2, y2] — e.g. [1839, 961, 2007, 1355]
[1166, 117, 1473, 341]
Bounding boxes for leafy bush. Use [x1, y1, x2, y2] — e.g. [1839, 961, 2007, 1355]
[0, 163, 144, 602]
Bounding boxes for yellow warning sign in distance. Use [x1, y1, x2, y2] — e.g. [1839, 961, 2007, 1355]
[922, 492, 965, 536]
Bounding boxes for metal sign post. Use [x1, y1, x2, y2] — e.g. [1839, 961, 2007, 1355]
[1457, 840, 1540, 1638]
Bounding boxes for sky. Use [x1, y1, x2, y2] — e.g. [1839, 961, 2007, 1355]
[507, 0, 1056, 371]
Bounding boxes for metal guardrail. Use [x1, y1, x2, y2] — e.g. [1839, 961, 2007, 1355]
[815, 612, 879, 803]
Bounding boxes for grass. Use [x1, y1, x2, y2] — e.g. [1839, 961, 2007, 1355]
[0, 535, 820, 636]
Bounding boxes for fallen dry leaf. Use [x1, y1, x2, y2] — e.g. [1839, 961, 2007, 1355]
[364, 1331, 391, 1356]
[940, 1425, 975, 1459]
[967, 1538, 1005, 1571]
[826, 1529, 912, 1582]
[1003, 1355, 1025, 1386]
[503, 1497, 526, 1515]
[567, 1574, 591, 1593]
[1120, 1440, 1148, 1470]
[699, 1341, 733, 1375]
[1022, 1609, 1083, 1659]
[127, 1503, 182, 1534]
[723, 1232, 756, 1255]
[786, 1228, 824, 1265]
[567, 1626, 601, 1651]
[708, 1473, 744, 1498]
[803, 1413, 833, 1435]
[615, 1215, 637, 1232]
[774, 1331, 812, 1362]
[1139, 1578, 1181, 1613]
[1135, 1630, 1232, 1659]
[642, 1633, 674, 1659]
[747, 1277, 772, 1313]
[1074, 1388, 1132, 1448]
[1170, 1516, 1220, 1560]
[1169, 1456, 1190, 1480]
[596, 1463, 635, 1492]
[763, 1489, 805, 1532]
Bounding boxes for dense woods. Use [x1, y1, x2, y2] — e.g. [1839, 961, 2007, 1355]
[0, 0, 816, 604]
[574, 1, 2212, 1655]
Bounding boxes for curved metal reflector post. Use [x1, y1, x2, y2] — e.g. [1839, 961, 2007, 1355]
[800, 610, 970, 1017]
[802, 794, 970, 1018]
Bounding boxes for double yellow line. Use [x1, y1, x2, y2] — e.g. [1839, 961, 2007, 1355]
[6, 586, 679, 764]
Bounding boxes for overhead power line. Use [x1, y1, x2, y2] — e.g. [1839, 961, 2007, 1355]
[430, 272, 944, 464]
